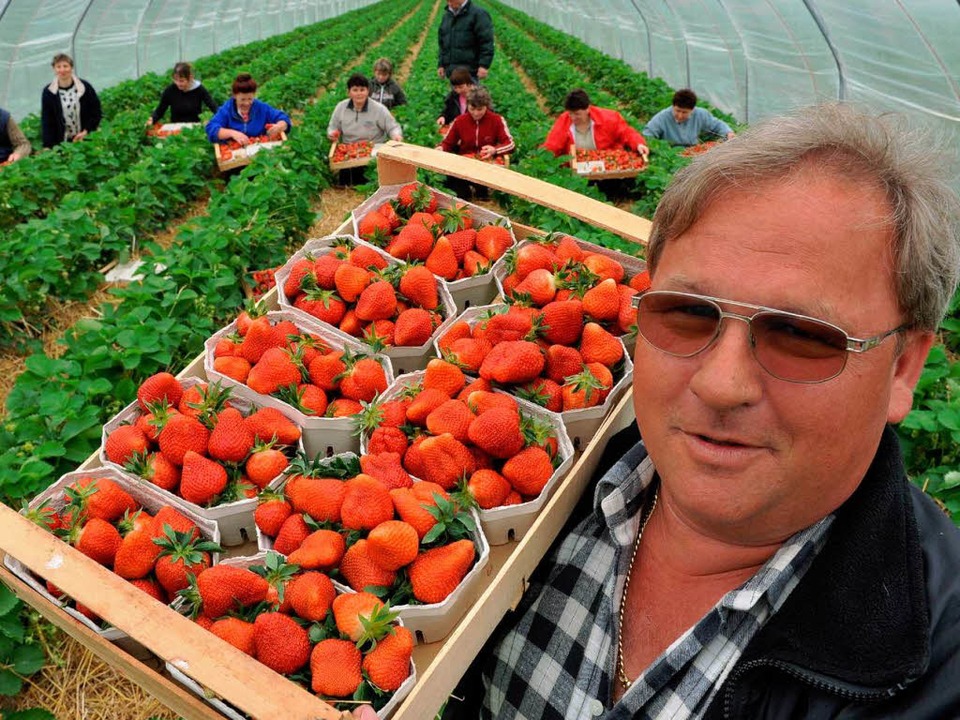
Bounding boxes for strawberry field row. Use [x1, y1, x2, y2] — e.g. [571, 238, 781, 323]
[0, 0, 422, 505]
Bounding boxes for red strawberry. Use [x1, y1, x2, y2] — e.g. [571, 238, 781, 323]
[71, 517, 122, 567]
[113, 530, 163, 580]
[463, 250, 491, 276]
[445, 229, 477, 262]
[390, 487, 438, 539]
[629, 269, 652, 292]
[360, 452, 414, 490]
[272, 513, 311, 554]
[334, 263, 372, 303]
[517, 377, 563, 412]
[245, 446, 289, 489]
[399, 265, 439, 309]
[104, 424, 150, 466]
[179, 451, 228, 506]
[539, 300, 584, 345]
[196, 565, 270, 619]
[394, 308, 435, 346]
[409, 539, 476, 604]
[340, 539, 397, 592]
[332, 591, 384, 641]
[152, 506, 200, 541]
[363, 625, 414, 692]
[129, 577, 167, 604]
[285, 476, 346, 523]
[339, 357, 388, 403]
[355, 280, 398, 321]
[482, 311, 534, 345]
[513, 268, 556, 306]
[282, 257, 316, 298]
[137, 372, 183, 413]
[418, 434, 476, 490]
[502, 446, 554, 496]
[69, 476, 138, 523]
[367, 520, 421, 572]
[554, 235, 586, 263]
[287, 529, 345, 570]
[388, 223, 434, 261]
[582, 278, 621, 321]
[213, 356, 252, 384]
[294, 289, 346, 325]
[254, 612, 311, 674]
[207, 407, 255, 463]
[545, 344, 584, 383]
[396, 182, 438, 212]
[468, 469, 513, 509]
[308, 351, 346, 391]
[514, 243, 558, 280]
[467, 407, 525, 459]
[286, 571, 336, 622]
[254, 495, 292, 537]
[475, 225, 513, 261]
[158, 413, 210, 466]
[426, 399, 475, 442]
[583, 253, 625, 283]
[243, 407, 302, 445]
[444, 337, 492, 373]
[311, 639, 362, 697]
[211, 617, 256, 656]
[580, 323, 624, 367]
[238, 317, 285, 364]
[350, 244, 389, 270]
[479, 341, 545, 385]
[313, 253, 344, 289]
[246, 347, 301, 396]
[426, 236, 460, 280]
[340, 475, 395, 531]
[405, 388, 451, 425]
[358, 209, 393, 244]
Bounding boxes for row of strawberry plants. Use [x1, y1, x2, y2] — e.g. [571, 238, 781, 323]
[1, 15, 370, 233]
[0, 0, 423, 505]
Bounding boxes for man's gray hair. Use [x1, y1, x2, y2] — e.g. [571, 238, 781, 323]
[647, 104, 960, 331]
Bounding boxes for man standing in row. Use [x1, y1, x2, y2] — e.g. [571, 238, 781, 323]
[438, 0, 494, 82]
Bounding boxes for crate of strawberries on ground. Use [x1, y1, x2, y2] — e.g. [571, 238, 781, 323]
[329, 140, 374, 170]
[570, 144, 647, 179]
[215, 131, 287, 171]
[351, 181, 518, 310]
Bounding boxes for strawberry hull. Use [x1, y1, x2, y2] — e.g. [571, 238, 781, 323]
[350, 183, 519, 312]
[437, 304, 635, 450]
[3, 466, 221, 659]
[168, 551, 417, 719]
[99, 375, 304, 546]
[274, 235, 457, 374]
[203, 309, 394, 460]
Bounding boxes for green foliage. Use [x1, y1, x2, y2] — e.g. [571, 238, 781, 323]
[0, 584, 46, 698]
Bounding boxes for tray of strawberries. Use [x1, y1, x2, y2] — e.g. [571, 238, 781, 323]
[329, 140, 375, 170]
[147, 122, 200, 138]
[680, 140, 720, 157]
[570, 145, 647, 179]
[214, 131, 287, 171]
[459, 152, 510, 167]
[167, 551, 417, 719]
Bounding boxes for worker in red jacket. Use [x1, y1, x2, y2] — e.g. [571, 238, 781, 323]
[543, 89, 649, 160]
[439, 85, 513, 200]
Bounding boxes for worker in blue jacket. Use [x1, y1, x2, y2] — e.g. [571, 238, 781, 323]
[205, 73, 289, 145]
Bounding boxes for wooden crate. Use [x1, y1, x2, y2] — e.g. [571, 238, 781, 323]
[214, 132, 287, 172]
[569, 143, 646, 179]
[0, 142, 651, 720]
[328, 141, 374, 171]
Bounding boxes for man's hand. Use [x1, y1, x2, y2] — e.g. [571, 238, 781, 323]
[637, 143, 650, 161]
[477, 67, 489, 80]
[352, 705, 378, 719]
[438, 67, 446, 79]
[479, 144, 495, 159]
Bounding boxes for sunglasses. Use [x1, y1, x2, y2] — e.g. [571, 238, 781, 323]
[634, 290, 907, 383]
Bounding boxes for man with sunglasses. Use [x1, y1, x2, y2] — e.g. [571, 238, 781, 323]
[363, 105, 960, 720]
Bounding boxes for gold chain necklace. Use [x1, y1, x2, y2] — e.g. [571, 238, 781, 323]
[617, 485, 659, 690]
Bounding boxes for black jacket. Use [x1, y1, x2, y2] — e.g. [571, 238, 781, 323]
[40, 77, 102, 149]
[438, 1, 495, 76]
[150, 81, 218, 124]
[446, 424, 960, 719]
[368, 78, 407, 110]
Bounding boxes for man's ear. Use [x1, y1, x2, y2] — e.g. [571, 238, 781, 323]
[887, 330, 936, 423]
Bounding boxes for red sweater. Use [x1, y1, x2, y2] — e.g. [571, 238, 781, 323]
[543, 106, 646, 157]
[441, 108, 515, 156]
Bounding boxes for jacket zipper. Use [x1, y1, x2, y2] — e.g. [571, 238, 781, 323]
[723, 658, 912, 718]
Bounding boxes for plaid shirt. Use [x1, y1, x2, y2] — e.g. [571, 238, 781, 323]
[481, 440, 833, 719]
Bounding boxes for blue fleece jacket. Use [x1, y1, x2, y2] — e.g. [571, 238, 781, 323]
[205, 98, 290, 143]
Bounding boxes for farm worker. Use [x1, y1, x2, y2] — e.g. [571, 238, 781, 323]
[436, 67, 480, 129]
[437, 0, 494, 81]
[327, 72, 403, 145]
[368, 57, 407, 110]
[40, 53, 102, 149]
[205, 73, 289, 146]
[643, 88, 736, 147]
[0, 107, 31, 163]
[146, 62, 219, 127]
[542, 89, 648, 160]
[355, 105, 960, 719]
[439, 86, 513, 200]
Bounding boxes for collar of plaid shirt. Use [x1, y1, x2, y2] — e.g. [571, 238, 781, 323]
[483, 439, 833, 720]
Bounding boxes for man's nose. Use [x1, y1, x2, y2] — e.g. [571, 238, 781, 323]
[687, 317, 764, 410]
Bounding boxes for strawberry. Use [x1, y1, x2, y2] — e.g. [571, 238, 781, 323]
[390, 488, 438, 539]
[539, 299, 584, 346]
[210, 617, 256, 656]
[340, 475, 395, 531]
[70, 517, 122, 567]
[422, 358, 465, 397]
[457, 377, 493, 402]
[350, 244, 389, 270]
[467, 407, 525, 459]
[388, 223, 434, 261]
[358, 209, 393, 244]
[363, 625, 414, 692]
[308, 351, 346, 391]
[426, 399, 475, 442]
[113, 529, 162, 579]
[340, 539, 397, 593]
[195, 565, 270, 619]
[398, 265, 439, 309]
[426, 236, 459, 280]
[213, 356, 252, 384]
[362, 319, 395, 347]
[313, 253, 344, 289]
[404, 388, 449, 426]
[327, 398, 363, 417]
[158, 413, 210, 466]
[629, 269, 652, 292]
[445, 228, 477, 262]
[396, 182, 438, 213]
[154, 527, 218, 595]
[152, 506, 200, 541]
[378, 201, 402, 229]
[475, 224, 513, 261]
[582, 278, 621, 321]
[339, 357, 388, 402]
[402, 436, 428, 479]
[287, 529, 345, 570]
[513, 268, 557, 306]
[273, 513, 311, 554]
[409, 539, 476, 604]
[468, 469, 513, 509]
[285, 571, 336, 622]
[282, 257, 316, 298]
[482, 311, 534, 345]
[367, 520, 420, 572]
[285, 475, 346, 523]
[68, 476, 138, 523]
[464, 390, 519, 415]
[104, 424, 150, 466]
[355, 280, 398, 321]
[334, 263, 372, 302]
[207, 407, 255, 463]
[517, 377, 563, 413]
[514, 243, 558, 280]
[294, 288, 347, 325]
[479, 341, 545, 385]
[286, 383, 327, 416]
[444, 338, 492, 373]
[246, 347, 302, 396]
[439, 321, 473, 352]
[254, 612, 311, 674]
[583, 253, 625, 283]
[587, 362, 615, 402]
[332, 591, 384, 641]
[580, 322, 624, 367]
[254, 494, 292, 537]
[394, 308, 435, 346]
[554, 235, 586, 263]
[238, 317, 285, 365]
[545, 344, 584, 383]
[179, 451, 228, 506]
[463, 250, 491, 276]
[137, 372, 183, 412]
[311, 639, 362, 697]
[360, 452, 414, 490]
[502, 446, 554, 496]
[245, 445, 289, 489]
[129, 577, 167, 604]
[243, 407, 302, 445]
[418, 434, 476, 490]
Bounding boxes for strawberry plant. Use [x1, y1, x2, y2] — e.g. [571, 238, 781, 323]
[0, 583, 47, 698]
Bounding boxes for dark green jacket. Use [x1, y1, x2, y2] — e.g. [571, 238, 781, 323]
[438, 1, 495, 76]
